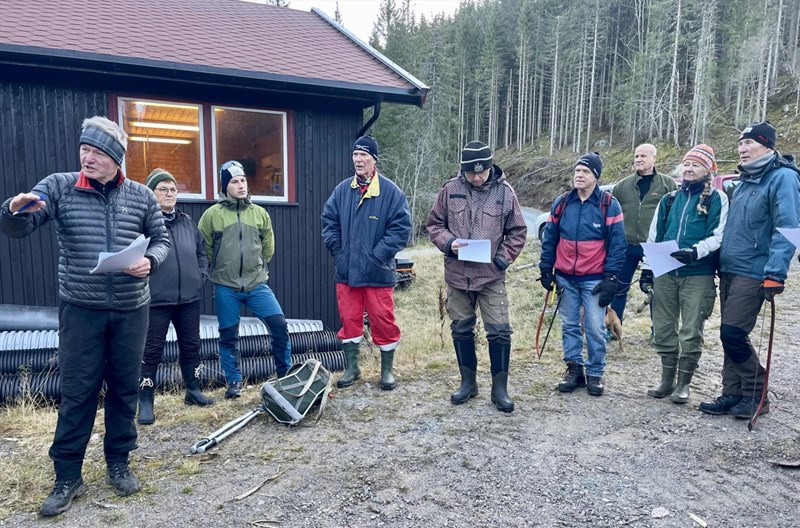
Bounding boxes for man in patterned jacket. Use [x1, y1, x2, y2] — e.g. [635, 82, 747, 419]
[427, 141, 527, 412]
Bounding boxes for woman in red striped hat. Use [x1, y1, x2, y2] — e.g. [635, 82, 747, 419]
[641, 144, 729, 404]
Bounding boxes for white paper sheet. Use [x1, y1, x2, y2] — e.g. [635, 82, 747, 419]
[640, 240, 685, 278]
[90, 234, 150, 274]
[455, 239, 491, 263]
[777, 227, 800, 249]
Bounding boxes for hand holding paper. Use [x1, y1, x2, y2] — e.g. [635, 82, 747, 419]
[640, 241, 685, 277]
[454, 239, 491, 263]
[90, 234, 151, 274]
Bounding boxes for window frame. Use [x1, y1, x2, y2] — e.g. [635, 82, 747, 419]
[210, 104, 290, 204]
[116, 97, 207, 200]
[112, 94, 296, 204]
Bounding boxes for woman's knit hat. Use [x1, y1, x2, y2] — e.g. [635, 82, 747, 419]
[683, 144, 717, 173]
[145, 168, 177, 191]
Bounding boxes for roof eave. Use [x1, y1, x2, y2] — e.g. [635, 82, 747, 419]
[0, 44, 427, 107]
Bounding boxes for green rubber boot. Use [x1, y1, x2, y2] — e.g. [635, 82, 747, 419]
[337, 342, 361, 388]
[380, 349, 397, 391]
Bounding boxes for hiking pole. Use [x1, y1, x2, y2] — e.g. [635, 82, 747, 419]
[748, 298, 775, 432]
[538, 289, 563, 359]
[190, 406, 264, 454]
[535, 283, 557, 358]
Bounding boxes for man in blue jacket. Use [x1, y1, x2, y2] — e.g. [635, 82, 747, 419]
[321, 135, 411, 391]
[539, 153, 627, 396]
[700, 122, 800, 419]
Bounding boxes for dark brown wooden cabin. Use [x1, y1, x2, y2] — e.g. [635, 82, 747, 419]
[0, 0, 428, 328]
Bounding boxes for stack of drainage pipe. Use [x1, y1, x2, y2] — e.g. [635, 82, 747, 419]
[0, 316, 344, 404]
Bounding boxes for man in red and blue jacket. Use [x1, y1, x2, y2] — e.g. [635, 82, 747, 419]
[538, 152, 626, 396]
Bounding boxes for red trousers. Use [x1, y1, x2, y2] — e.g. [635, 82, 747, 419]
[336, 283, 400, 350]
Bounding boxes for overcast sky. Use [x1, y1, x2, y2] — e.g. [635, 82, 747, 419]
[286, 0, 462, 42]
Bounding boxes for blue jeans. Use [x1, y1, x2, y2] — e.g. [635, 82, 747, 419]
[610, 244, 644, 321]
[557, 276, 606, 377]
[215, 283, 292, 382]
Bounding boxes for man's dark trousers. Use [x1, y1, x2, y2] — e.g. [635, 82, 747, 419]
[49, 302, 149, 480]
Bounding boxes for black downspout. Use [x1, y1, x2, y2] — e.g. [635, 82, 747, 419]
[357, 99, 382, 138]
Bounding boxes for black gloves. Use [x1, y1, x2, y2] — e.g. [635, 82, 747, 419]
[762, 278, 785, 301]
[670, 247, 698, 265]
[639, 269, 654, 293]
[592, 273, 618, 307]
[540, 269, 554, 292]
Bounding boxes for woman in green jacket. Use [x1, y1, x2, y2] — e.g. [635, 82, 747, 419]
[642, 145, 728, 404]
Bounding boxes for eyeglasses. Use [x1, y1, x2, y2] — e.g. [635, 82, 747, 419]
[155, 187, 178, 195]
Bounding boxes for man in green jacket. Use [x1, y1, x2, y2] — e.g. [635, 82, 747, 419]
[198, 161, 292, 399]
[610, 144, 677, 326]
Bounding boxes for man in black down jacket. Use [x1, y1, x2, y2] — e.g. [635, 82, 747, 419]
[137, 168, 214, 427]
[0, 116, 170, 517]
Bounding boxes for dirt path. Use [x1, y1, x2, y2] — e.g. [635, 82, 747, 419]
[3, 252, 800, 527]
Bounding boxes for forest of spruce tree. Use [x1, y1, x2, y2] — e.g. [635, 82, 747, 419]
[357, 0, 800, 234]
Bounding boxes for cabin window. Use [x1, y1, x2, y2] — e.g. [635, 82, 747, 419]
[118, 99, 205, 198]
[212, 106, 288, 202]
[116, 97, 292, 203]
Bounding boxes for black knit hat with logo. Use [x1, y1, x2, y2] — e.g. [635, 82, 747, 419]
[353, 135, 379, 160]
[739, 121, 776, 150]
[460, 141, 493, 172]
[576, 152, 603, 179]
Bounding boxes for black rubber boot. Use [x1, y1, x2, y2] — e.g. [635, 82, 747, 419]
[558, 362, 586, 393]
[137, 377, 155, 425]
[380, 350, 397, 390]
[451, 339, 478, 404]
[647, 356, 678, 398]
[181, 363, 215, 406]
[488, 342, 514, 413]
[337, 342, 360, 388]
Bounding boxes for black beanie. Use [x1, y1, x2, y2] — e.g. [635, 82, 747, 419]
[353, 135, 379, 160]
[219, 160, 245, 195]
[739, 121, 776, 150]
[460, 141, 493, 172]
[576, 152, 603, 179]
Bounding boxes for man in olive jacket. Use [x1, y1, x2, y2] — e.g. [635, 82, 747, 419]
[198, 160, 292, 400]
[611, 144, 677, 324]
[0, 116, 170, 516]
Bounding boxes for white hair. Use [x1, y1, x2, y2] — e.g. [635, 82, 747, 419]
[81, 116, 128, 150]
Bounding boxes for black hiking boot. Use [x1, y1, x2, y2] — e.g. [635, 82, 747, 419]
[586, 375, 604, 396]
[699, 394, 742, 415]
[105, 462, 141, 496]
[39, 478, 85, 516]
[558, 362, 586, 393]
[730, 396, 770, 419]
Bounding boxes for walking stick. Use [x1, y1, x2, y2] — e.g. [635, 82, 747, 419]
[748, 298, 775, 431]
[535, 284, 561, 359]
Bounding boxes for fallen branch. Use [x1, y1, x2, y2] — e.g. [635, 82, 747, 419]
[248, 520, 281, 527]
[514, 263, 537, 272]
[233, 467, 289, 501]
[688, 512, 708, 527]
[92, 500, 122, 509]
